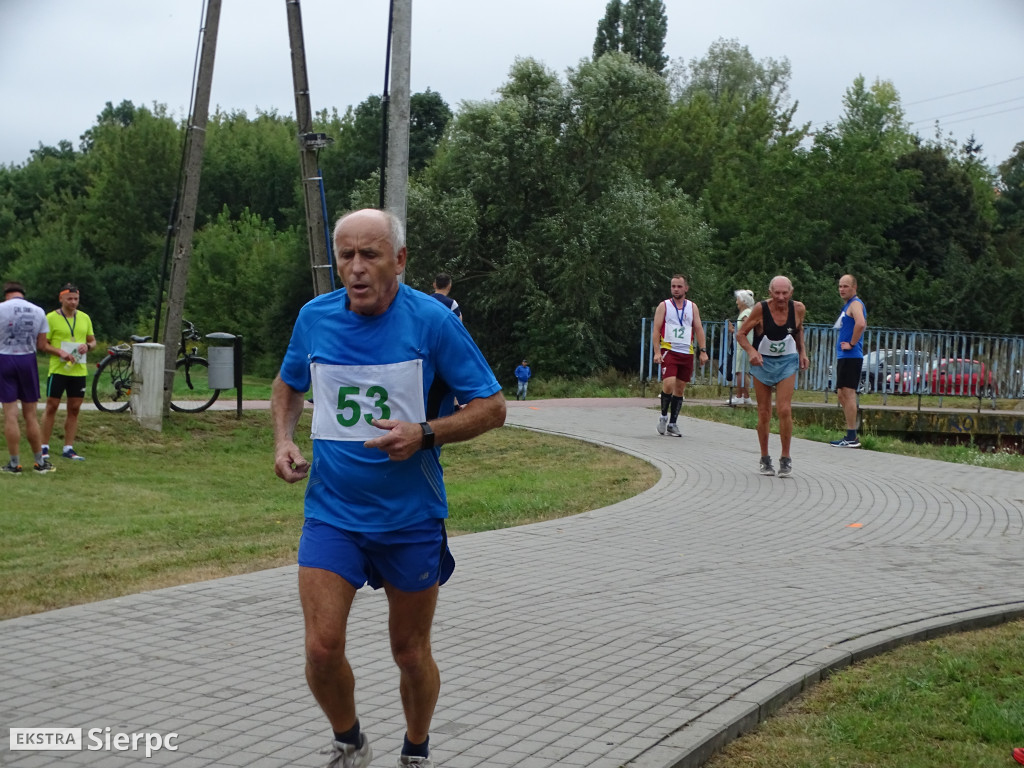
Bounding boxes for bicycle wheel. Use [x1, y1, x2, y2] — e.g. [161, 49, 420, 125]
[170, 356, 221, 413]
[91, 353, 133, 413]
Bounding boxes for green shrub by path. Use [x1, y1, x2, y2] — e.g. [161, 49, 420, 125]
[0, 410, 656, 619]
[705, 619, 1024, 768]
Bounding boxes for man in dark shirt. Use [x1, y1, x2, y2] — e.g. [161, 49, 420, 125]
[430, 274, 462, 322]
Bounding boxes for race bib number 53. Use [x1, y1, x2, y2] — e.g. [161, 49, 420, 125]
[310, 360, 426, 441]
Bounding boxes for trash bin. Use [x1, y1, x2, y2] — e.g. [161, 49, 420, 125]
[206, 332, 237, 390]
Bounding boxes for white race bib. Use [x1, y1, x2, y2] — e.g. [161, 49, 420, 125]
[310, 360, 426, 441]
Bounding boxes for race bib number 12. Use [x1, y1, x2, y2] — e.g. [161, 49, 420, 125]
[310, 360, 426, 441]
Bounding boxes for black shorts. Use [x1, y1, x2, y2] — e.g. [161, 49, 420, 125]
[835, 358, 863, 391]
[46, 373, 87, 400]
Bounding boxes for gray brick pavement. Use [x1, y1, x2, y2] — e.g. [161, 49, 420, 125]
[3, 398, 1023, 767]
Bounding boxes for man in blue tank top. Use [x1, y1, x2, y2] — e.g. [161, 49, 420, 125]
[831, 274, 866, 448]
[272, 209, 505, 768]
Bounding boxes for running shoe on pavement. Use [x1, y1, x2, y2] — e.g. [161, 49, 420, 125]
[778, 457, 793, 477]
[657, 415, 667, 435]
[324, 734, 372, 768]
[758, 456, 775, 476]
[397, 756, 434, 767]
[666, 422, 682, 437]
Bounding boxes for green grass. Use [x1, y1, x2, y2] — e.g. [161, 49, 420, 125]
[705, 619, 1024, 768]
[0, 409, 655, 619]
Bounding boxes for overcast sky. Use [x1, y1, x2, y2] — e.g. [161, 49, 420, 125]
[2, 0, 1023, 169]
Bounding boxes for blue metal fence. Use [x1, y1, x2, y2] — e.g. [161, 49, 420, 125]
[641, 319, 1024, 406]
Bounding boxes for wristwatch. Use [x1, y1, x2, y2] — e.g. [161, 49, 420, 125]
[419, 422, 435, 450]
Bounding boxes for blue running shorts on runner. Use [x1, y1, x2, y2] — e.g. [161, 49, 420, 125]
[298, 517, 455, 592]
[751, 354, 799, 387]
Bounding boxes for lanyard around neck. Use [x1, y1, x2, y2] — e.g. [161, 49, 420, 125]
[59, 309, 77, 338]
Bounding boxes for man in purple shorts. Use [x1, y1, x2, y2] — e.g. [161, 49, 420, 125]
[1, 282, 55, 475]
[272, 209, 505, 768]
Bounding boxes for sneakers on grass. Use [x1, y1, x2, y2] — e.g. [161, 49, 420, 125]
[62, 448, 85, 461]
[2, 463, 23, 475]
[324, 734, 372, 768]
[830, 437, 861, 448]
[34, 460, 56, 474]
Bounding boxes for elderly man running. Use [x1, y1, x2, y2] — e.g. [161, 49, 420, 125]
[736, 276, 809, 477]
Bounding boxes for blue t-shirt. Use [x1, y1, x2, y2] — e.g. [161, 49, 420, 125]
[280, 284, 501, 532]
[835, 297, 866, 359]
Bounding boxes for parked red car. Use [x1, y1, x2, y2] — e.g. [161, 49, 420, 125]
[888, 358, 997, 396]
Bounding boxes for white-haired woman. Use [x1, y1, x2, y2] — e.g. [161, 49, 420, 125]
[726, 289, 756, 405]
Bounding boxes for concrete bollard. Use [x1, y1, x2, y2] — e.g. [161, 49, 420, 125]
[131, 343, 165, 432]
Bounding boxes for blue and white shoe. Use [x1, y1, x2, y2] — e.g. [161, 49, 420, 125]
[62, 448, 86, 461]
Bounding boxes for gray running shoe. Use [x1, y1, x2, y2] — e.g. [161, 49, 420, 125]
[758, 456, 775, 476]
[657, 415, 667, 435]
[397, 756, 434, 767]
[666, 422, 682, 437]
[324, 735, 372, 768]
[778, 457, 793, 477]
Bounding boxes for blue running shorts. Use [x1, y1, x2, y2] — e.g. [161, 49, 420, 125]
[751, 354, 799, 387]
[298, 517, 455, 592]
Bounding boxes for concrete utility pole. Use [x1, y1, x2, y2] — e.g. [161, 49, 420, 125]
[285, 0, 335, 297]
[162, 0, 221, 415]
[385, 0, 412, 282]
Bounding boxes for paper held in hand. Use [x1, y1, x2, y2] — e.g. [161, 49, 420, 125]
[61, 341, 86, 365]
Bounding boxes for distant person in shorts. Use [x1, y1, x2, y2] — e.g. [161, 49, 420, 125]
[41, 283, 96, 461]
[736, 275, 809, 478]
[652, 274, 709, 437]
[830, 274, 866, 448]
[0, 282, 54, 474]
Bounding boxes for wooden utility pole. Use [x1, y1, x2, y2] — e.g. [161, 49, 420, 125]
[385, 0, 412, 280]
[285, 0, 335, 296]
[162, 0, 221, 414]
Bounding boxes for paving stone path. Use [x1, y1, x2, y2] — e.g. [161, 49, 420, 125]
[3, 398, 1023, 768]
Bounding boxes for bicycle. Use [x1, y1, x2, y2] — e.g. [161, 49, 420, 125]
[91, 319, 222, 413]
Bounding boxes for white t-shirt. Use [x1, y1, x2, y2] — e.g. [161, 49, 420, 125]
[0, 297, 48, 356]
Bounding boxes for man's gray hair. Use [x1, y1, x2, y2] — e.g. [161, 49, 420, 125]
[333, 209, 406, 252]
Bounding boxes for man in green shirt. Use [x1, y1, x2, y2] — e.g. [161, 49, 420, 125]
[41, 283, 96, 461]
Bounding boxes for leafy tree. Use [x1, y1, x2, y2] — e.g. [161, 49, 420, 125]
[671, 38, 790, 108]
[317, 89, 452, 218]
[199, 109, 302, 230]
[188, 208, 310, 375]
[593, 0, 622, 59]
[836, 75, 914, 157]
[415, 55, 705, 374]
[592, 0, 668, 74]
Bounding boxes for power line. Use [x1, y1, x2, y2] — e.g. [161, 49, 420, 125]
[908, 95, 1024, 125]
[903, 75, 1024, 107]
[914, 104, 1024, 130]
